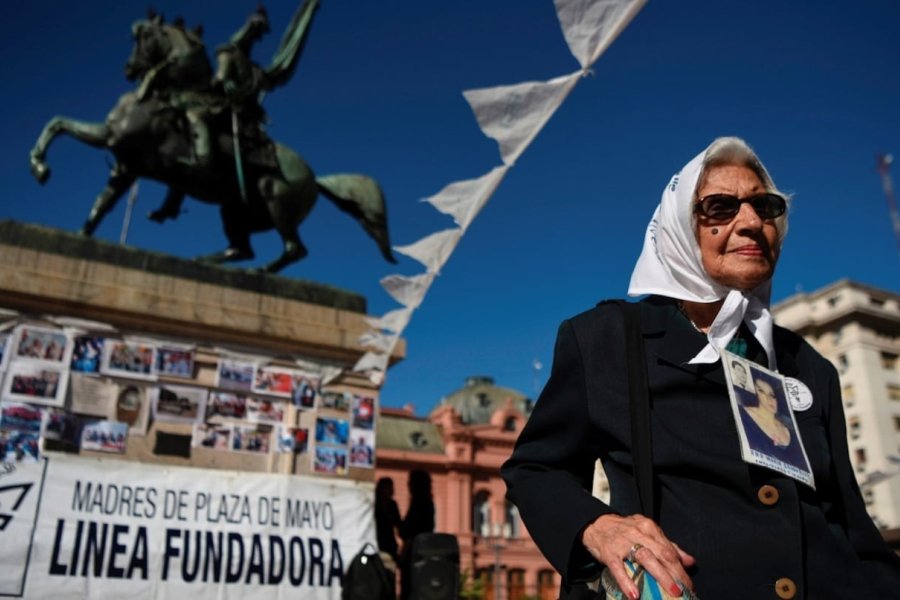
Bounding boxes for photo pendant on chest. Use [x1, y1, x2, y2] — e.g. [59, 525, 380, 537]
[721, 349, 816, 489]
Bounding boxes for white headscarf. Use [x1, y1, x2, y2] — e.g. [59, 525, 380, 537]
[628, 137, 782, 369]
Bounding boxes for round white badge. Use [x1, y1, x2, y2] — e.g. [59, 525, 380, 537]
[784, 377, 813, 412]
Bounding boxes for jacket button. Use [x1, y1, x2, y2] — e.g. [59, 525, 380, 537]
[757, 484, 779, 506]
[774, 577, 796, 599]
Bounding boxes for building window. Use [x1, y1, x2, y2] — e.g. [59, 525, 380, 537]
[849, 417, 861, 440]
[855, 448, 867, 472]
[843, 385, 855, 408]
[827, 295, 841, 307]
[503, 416, 517, 432]
[881, 352, 898, 370]
[473, 491, 490, 535]
[504, 501, 520, 539]
[538, 570, 557, 600]
[888, 385, 900, 401]
[870, 297, 885, 308]
[507, 569, 526, 600]
[837, 354, 848, 372]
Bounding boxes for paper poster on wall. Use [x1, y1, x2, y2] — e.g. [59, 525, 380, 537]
[349, 429, 375, 469]
[319, 390, 352, 411]
[206, 391, 248, 420]
[252, 365, 294, 398]
[0, 429, 41, 464]
[276, 425, 309, 454]
[291, 371, 319, 409]
[351, 395, 375, 430]
[315, 417, 349, 445]
[68, 372, 116, 417]
[113, 383, 151, 436]
[192, 422, 233, 450]
[80, 420, 128, 454]
[314, 446, 348, 475]
[247, 397, 285, 424]
[232, 423, 272, 453]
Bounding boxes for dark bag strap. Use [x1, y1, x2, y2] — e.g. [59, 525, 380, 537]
[616, 301, 655, 519]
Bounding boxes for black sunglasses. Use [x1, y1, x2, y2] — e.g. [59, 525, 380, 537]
[694, 193, 786, 221]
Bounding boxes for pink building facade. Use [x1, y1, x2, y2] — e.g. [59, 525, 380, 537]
[375, 376, 560, 599]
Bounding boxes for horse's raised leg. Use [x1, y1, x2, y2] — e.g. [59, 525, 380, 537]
[30, 116, 110, 184]
[81, 165, 136, 236]
[148, 188, 186, 223]
[195, 203, 256, 265]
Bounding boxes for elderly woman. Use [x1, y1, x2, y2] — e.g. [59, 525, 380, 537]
[501, 137, 900, 599]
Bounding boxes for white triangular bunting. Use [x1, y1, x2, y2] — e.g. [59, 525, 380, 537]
[380, 273, 435, 308]
[554, 0, 647, 69]
[394, 228, 463, 274]
[423, 166, 508, 231]
[463, 71, 580, 166]
[365, 307, 413, 334]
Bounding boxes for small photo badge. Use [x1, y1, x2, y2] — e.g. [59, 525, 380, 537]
[722, 350, 815, 488]
[784, 377, 813, 412]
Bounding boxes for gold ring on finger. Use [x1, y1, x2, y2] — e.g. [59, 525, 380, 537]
[627, 542, 643, 564]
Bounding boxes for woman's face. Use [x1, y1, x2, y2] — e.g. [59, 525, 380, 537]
[755, 379, 779, 414]
[695, 164, 780, 290]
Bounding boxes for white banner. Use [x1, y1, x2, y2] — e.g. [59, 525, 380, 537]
[3, 454, 374, 599]
[380, 273, 435, 309]
[554, 0, 647, 69]
[463, 71, 580, 166]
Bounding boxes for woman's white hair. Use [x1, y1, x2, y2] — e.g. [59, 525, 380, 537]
[696, 136, 790, 240]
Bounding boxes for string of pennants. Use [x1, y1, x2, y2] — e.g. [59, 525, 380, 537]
[354, 0, 647, 381]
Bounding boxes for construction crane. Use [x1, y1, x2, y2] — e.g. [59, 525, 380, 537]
[876, 153, 900, 260]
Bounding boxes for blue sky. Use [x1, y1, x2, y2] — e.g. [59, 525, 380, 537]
[2, 1, 899, 414]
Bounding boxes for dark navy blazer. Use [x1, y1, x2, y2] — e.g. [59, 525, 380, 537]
[502, 296, 900, 599]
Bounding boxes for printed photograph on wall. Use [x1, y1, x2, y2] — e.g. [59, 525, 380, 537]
[216, 359, 256, 392]
[151, 384, 207, 423]
[1, 361, 68, 407]
[246, 398, 285, 424]
[43, 409, 82, 446]
[319, 390, 352, 412]
[352, 395, 376, 430]
[291, 371, 319, 409]
[101, 340, 156, 380]
[231, 424, 272, 453]
[0, 331, 9, 372]
[276, 425, 309, 454]
[0, 401, 44, 434]
[349, 429, 375, 469]
[114, 383, 151, 436]
[70, 335, 104, 374]
[80, 420, 128, 454]
[252, 365, 294, 398]
[192, 422, 233, 450]
[155, 346, 194, 378]
[314, 446, 348, 475]
[315, 417, 349, 445]
[13, 325, 72, 365]
[206, 391, 248, 421]
[0, 429, 40, 464]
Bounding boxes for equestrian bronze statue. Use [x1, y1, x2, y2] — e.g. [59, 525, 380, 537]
[29, 1, 396, 273]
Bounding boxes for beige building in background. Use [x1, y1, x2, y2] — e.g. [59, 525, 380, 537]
[773, 279, 900, 530]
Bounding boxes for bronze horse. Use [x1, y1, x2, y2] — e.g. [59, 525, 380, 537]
[29, 4, 396, 273]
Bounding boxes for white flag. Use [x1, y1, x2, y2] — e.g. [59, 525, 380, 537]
[394, 228, 463, 273]
[463, 71, 580, 166]
[353, 350, 389, 373]
[380, 272, 435, 308]
[359, 330, 395, 353]
[365, 307, 413, 334]
[423, 166, 508, 231]
[554, 0, 647, 69]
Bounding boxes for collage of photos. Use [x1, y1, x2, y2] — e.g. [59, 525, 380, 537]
[0, 321, 377, 474]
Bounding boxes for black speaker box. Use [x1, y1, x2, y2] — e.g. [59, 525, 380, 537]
[409, 533, 460, 600]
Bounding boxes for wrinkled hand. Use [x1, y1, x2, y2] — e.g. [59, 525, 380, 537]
[581, 514, 695, 599]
